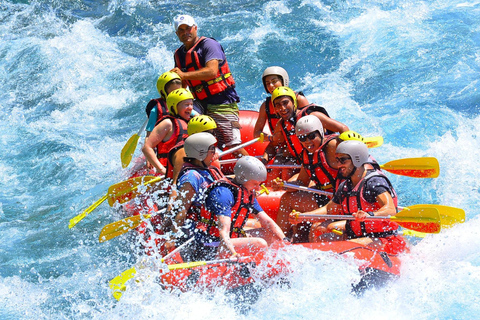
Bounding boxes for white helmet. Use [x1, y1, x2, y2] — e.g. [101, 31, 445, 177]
[262, 66, 289, 93]
[184, 132, 217, 161]
[295, 115, 324, 140]
[234, 156, 267, 184]
[336, 140, 369, 168]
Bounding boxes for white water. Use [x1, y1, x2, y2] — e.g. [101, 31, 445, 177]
[1, 0, 479, 318]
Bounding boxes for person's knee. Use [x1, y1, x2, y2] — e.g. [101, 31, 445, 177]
[252, 237, 268, 248]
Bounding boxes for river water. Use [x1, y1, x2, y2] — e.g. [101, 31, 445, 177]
[1, 0, 479, 319]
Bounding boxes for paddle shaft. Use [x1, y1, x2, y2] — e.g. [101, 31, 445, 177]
[167, 256, 251, 271]
[282, 182, 333, 197]
[137, 118, 149, 135]
[160, 237, 194, 263]
[217, 134, 264, 158]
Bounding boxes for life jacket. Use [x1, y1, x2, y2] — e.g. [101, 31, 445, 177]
[279, 104, 330, 161]
[174, 36, 235, 101]
[196, 178, 255, 239]
[336, 169, 399, 239]
[155, 115, 189, 167]
[299, 103, 334, 135]
[301, 134, 339, 193]
[177, 162, 225, 222]
[145, 98, 169, 124]
[165, 141, 185, 180]
[265, 92, 305, 133]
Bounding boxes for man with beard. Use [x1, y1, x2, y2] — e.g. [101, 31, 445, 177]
[289, 140, 406, 254]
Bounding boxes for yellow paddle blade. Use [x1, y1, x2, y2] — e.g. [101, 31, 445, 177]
[68, 194, 108, 229]
[394, 206, 441, 233]
[407, 204, 465, 228]
[109, 267, 137, 301]
[364, 136, 383, 148]
[107, 176, 162, 206]
[380, 157, 440, 178]
[99, 214, 151, 243]
[121, 134, 140, 169]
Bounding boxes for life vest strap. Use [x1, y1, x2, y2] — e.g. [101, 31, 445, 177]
[192, 73, 232, 93]
[198, 217, 246, 236]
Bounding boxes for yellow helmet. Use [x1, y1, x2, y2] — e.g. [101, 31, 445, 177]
[271, 86, 297, 110]
[156, 71, 181, 99]
[187, 115, 217, 135]
[166, 88, 194, 115]
[338, 130, 365, 143]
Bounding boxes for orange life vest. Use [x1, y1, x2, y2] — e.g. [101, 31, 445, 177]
[196, 178, 255, 239]
[174, 36, 235, 101]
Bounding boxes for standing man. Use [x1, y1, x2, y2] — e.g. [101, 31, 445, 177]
[170, 14, 248, 156]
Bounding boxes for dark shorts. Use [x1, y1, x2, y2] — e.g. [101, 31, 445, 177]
[181, 231, 219, 262]
[314, 193, 330, 207]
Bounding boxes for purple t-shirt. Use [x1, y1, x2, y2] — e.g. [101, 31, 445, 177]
[174, 37, 240, 105]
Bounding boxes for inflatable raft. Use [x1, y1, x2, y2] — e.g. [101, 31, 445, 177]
[114, 110, 406, 299]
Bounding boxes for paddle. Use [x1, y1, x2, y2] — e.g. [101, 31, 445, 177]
[217, 133, 265, 158]
[121, 118, 149, 169]
[331, 227, 427, 238]
[99, 214, 149, 243]
[282, 181, 464, 232]
[294, 206, 442, 233]
[99, 209, 166, 243]
[109, 256, 249, 301]
[108, 237, 196, 300]
[364, 136, 383, 148]
[402, 204, 465, 228]
[107, 175, 162, 206]
[223, 157, 440, 179]
[165, 255, 251, 271]
[68, 176, 162, 229]
[380, 157, 439, 178]
[69, 195, 108, 229]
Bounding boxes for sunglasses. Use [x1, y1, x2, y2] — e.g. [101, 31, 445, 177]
[208, 145, 216, 152]
[336, 156, 351, 164]
[298, 131, 319, 142]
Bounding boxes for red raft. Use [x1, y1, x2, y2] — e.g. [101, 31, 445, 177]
[119, 110, 406, 298]
[154, 239, 402, 297]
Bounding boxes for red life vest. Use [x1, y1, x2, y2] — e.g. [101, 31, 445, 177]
[280, 104, 332, 161]
[174, 36, 235, 101]
[337, 170, 399, 239]
[176, 162, 225, 222]
[145, 98, 169, 124]
[265, 92, 305, 133]
[196, 178, 255, 239]
[301, 134, 339, 193]
[155, 115, 189, 167]
[265, 96, 280, 134]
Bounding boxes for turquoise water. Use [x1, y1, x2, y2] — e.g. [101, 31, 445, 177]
[1, 0, 479, 319]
